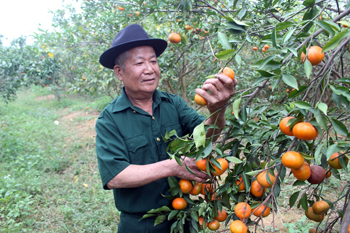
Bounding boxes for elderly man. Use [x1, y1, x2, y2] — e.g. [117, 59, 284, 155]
[96, 24, 237, 232]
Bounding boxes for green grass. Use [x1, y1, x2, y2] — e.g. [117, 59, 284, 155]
[0, 86, 118, 232]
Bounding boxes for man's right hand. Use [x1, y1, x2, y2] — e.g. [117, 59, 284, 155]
[169, 157, 210, 183]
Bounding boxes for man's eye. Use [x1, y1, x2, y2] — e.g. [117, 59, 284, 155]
[137, 62, 143, 65]
[151, 60, 157, 64]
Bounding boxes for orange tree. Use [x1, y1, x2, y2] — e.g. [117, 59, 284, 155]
[33, 0, 350, 232]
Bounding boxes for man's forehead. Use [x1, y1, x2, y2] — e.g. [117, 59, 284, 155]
[128, 46, 156, 58]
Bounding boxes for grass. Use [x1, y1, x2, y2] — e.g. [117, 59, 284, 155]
[0, 86, 117, 232]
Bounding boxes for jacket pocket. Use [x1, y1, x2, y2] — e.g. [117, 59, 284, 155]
[125, 134, 149, 165]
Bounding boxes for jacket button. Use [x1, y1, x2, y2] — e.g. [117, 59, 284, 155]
[156, 137, 160, 142]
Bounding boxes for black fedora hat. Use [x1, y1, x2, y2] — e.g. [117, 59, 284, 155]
[99, 24, 168, 69]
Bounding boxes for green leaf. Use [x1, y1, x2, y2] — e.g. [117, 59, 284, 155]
[304, 59, 312, 79]
[168, 210, 179, 220]
[337, 21, 350, 28]
[179, 33, 188, 44]
[272, 27, 278, 48]
[282, 74, 298, 89]
[316, 21, 335, 37]
[216, 49, 235, 60]
[232, 97, 241, 120]
[218, 32, 232, 50]
[303, 0, 315, 6]
[140, 213, 156, 219]
[317, 102, 328, 115]
[154, 215, 166, 226]
[330, 117, 348, 136]
[323, 30, 350, 53]
[283, 29, 295, 43]
[245, 169, 262, 176]
[257, 70, 275, 77]
[226, 156, 243, 164]
[294, 101, 312, 109]
[289, 191, 300, 208]
[293, 180, 307, 186]
[315, 110, 327, 131]
[193, 122, 206, 148]
[326, 144, 339, 159]
[258, 56, 275, 69]
[300, 193, 308, 212]
[246, 33, 252, 43]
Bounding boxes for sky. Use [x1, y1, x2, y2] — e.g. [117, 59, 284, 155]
[0, 0, 80, 46]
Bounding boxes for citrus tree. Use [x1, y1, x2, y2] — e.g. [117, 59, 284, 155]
[20, 0, 350, 232]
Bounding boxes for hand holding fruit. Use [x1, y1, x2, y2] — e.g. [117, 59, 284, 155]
[195, 67, 237, 113]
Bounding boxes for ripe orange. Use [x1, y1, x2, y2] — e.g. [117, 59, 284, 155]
[185, 25, 194, 30]
[194, 94, 207, 106]
[305, 207, 324, 222]
[118, 6, 125, 11]
[252, 204, 271, 217]
[325, 169, 331, 178]
[234, 202, 251, 219]
[172, 197, 187, 210]
[179, 179, 193, 194]
[229, 220, 248, 233]
[198, 217, 208, 229]
[309, 228, 319, 233]
[251, 180, 266, 198]
[201, 183, 213, 195]
[208, 220, 220, 230]
[279, 116, 294, 136]
[282, 151, 305, 169]
[168, 33, 181, 44]
[196, 158, 207, 171]
[312, 200, 329, 214]
[211, 158, 229, 176]
[348, 224, 350, 233]
[343, 24, 349, 28]
[257, 170, 276, 188]
[222, 67, 235, 80]
[328, 151, 348, 169]
[253, 47, 258, 51]
[190, 182, 202, 195]
[292, 122, 318, 141]
[262, 48, 267, 52]
[214, 209, 228, 222]
[300, 46, 324, 66]
[291, 162, 311, 181]
[286, 89, 290, 93]
[264, 44, 270, 50]
[236, 176, 245, 191]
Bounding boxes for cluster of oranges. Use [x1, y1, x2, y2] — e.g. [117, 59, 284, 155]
[252, 44, 270, 52]
[194, 67, 235, 106]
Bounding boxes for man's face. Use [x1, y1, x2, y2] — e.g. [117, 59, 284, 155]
[114, 46, 160, 99]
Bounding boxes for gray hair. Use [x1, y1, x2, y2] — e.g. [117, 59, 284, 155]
[114, 50, 130, 70]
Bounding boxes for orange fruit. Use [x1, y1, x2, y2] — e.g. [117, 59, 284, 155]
[208, 220, 220, 230]
[291, 162, 311, 181]
[211, 158, 229, 176]
[253, 47, 258, 51]
[343, 24, 348, 28]
[308, 165, 325, 184]
[168, 33, 181, 44]
[134, 11, 140, 16]
[118, 6, 125, 11]
[262, 48, 267, 52]
[309, 228, 320, 233]
[252, 204, 271, 217]
[236, 176, 245, 191]
[282, 151, 305, 169]
[179, 179, 193, 194]
[268, 85, 272, 90]
[172, 197, 187, 210]
[286, 89, 290, 93]
[234, 202, 251, 219]
[312, 200, 329, 214]
[264, 44, 270, 50]
[300, 46, 324, 66]
[348, 224, 350, 233]
[185, 25, 194, 30]
[292, 122, 318, 141]
[222, 67, 235, 80]
[229, 220, 247, 233]
[257, 170, 276, 188]
[305, 207, 324, 222]
[214, 209, 228, 222]
[194, 94, 207, 106]
[325, 169, 331, 178]
[201, 183, 213, 195]
[251, 180, 266, 198]
[190, 182, 202, 195]
[196, 158, 207, 171]
[292, 88, 295, 91]
[198, 217, 208, 229]
[279, 116, 294, 136]
[328, 151, 348, 169]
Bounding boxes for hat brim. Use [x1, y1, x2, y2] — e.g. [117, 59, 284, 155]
[99, 38, 168, 69]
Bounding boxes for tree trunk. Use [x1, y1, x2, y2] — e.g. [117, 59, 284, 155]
[339, 196, 350, 233]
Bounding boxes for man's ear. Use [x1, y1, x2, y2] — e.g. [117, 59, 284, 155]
[114, 65, 123, 81]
